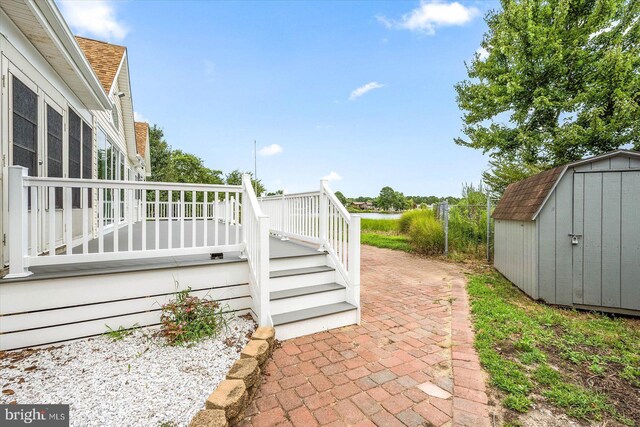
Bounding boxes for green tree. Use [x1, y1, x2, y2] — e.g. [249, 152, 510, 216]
[376, 186, 396, 210]
[456, 0, 640, 191]
[148, 125, 172, 183]
[334, 191, 348, 206]
[225, 169, 265, 196]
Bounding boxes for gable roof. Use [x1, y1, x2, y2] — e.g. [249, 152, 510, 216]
[134, 122, 148, 157]
[492, 166, 565, 221]
[492, 150, 640, 221]
[75, 36, 126, 93]
[0, 0, 111, 110]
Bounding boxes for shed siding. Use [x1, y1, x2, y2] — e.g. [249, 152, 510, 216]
[537, 153, 640, 311]
[621, 172, 640, 310]
[537, 170, 574, 305]
[495, 220, 537, 299]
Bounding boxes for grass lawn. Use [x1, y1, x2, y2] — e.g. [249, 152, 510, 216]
[360, 218, 412, 252]
[467, 271, 640, 426]
[361, 233, 411, 252]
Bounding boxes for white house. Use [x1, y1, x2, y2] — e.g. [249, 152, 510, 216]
[0, 0, 360, 351]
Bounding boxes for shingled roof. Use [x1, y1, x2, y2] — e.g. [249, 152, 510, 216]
[134, 122, 149, 157]
[492, 165, 565, 221]
[75, 36, 125, 93]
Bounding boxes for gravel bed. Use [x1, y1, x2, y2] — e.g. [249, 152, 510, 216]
[0, 315, 255, 427]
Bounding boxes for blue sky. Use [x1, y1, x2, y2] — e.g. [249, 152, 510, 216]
[59, 0, 500, 197]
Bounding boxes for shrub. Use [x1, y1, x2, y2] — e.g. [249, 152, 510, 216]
[160, 287, 229, 346]
[399, 209, 434, 234]
[408, 215, 445, 255]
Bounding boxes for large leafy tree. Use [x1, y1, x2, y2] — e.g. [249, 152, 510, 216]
[148, 125, 223, 185]
[456, 0, 640, 192]
[225, 169, 266, 196]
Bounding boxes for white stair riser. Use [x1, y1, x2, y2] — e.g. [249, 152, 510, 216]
[270, 271, 335, 291]
[270, 288, 346, 315]
[269, 255, 327, 271]
[275, 309, 358, 341]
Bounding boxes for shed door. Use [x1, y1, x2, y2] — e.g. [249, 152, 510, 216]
[572, 171, 640, 310]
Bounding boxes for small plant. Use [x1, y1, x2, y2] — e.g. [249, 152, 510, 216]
[104, 324, 137, 341]
[160, 286, 229, 346]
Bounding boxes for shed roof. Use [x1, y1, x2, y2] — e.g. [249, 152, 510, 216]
[75, 36, 126, 93]
[492, 150, 640, 221]
[492, 166, 565, 221]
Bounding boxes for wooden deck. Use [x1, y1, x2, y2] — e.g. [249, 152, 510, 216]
[2, 221, 319, 282]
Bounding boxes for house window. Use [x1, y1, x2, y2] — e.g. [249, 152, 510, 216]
[12, 77, 38, 176]
[82, 122, 93, 207]
[68, 109, 82, 208]
[46, 105, 63, 209]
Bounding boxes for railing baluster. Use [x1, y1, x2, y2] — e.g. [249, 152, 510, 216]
[225, 191, 230, 245]
[30, 187, 38, 256]
[48, 187, 56, 256]
[127, 189, 133, 252]
[113, 188, 119, 253]
[234, 194, 240, 244]
[167, 190, 173, 249]
[180, 191, 185, 249]
[154, 190, 159, 250]
[203, 191, 208, 247]
[142, 190, 147, 251]
[82, 187, 88, 254]
[64, 187, 72, 255]
[98, 189, 104, 253]
[191, 190, 196, 247]
[214, 191, 219, 246]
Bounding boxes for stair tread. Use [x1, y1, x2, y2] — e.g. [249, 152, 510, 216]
[272, 302, 356, 326]
[270, 251, 327, 260]
[270, 265, 334, 278]
[270, 283, 345, 301]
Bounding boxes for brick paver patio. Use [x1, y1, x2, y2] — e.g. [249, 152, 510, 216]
[241, 245, 493, 427]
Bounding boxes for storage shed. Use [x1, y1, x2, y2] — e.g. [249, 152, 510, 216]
[493, 150, 640, 315]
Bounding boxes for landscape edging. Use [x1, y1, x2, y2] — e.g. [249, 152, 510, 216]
[188, 326, 276, 427]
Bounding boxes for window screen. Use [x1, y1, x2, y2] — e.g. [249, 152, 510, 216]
[69, 109, 82, 208]
[47, 105, 63, 209]
[82, 121, 93, 207]
[12, 77, 38, 176]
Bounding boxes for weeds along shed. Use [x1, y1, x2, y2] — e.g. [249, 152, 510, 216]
[492, 150, 640, 315]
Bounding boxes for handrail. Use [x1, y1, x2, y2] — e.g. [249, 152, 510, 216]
[241, 174, 271, 326]
[24, 176, 241, 192]
[4, 166, 244, 277]
[322, 181, 351, 220]
[259, 179, 361, 321]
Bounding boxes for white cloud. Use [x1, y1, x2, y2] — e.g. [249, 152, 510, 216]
[349, 82, 384, 101]
[378, 1, 479, 35]
[59, 0, 128, 41]
[476, 46, 489, 61]
[258, 144, 283, 156]
[133, 111, 147, 122]
[322, 171, 342, 182]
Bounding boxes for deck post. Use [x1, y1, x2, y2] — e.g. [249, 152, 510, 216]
[6, 166, 32, 278]
[258, 215, 271, 326]
[318, 179, 329, 251]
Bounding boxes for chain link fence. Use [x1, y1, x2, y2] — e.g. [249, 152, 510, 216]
[434, 198, 496, 262]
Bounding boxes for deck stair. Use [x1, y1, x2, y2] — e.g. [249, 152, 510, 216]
[268, 250, 357, 340]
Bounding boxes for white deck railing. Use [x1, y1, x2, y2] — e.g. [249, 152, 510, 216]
[241, 174, 271, 325]
[5, 166, 244, 278]
[260, 180, 361, 309]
